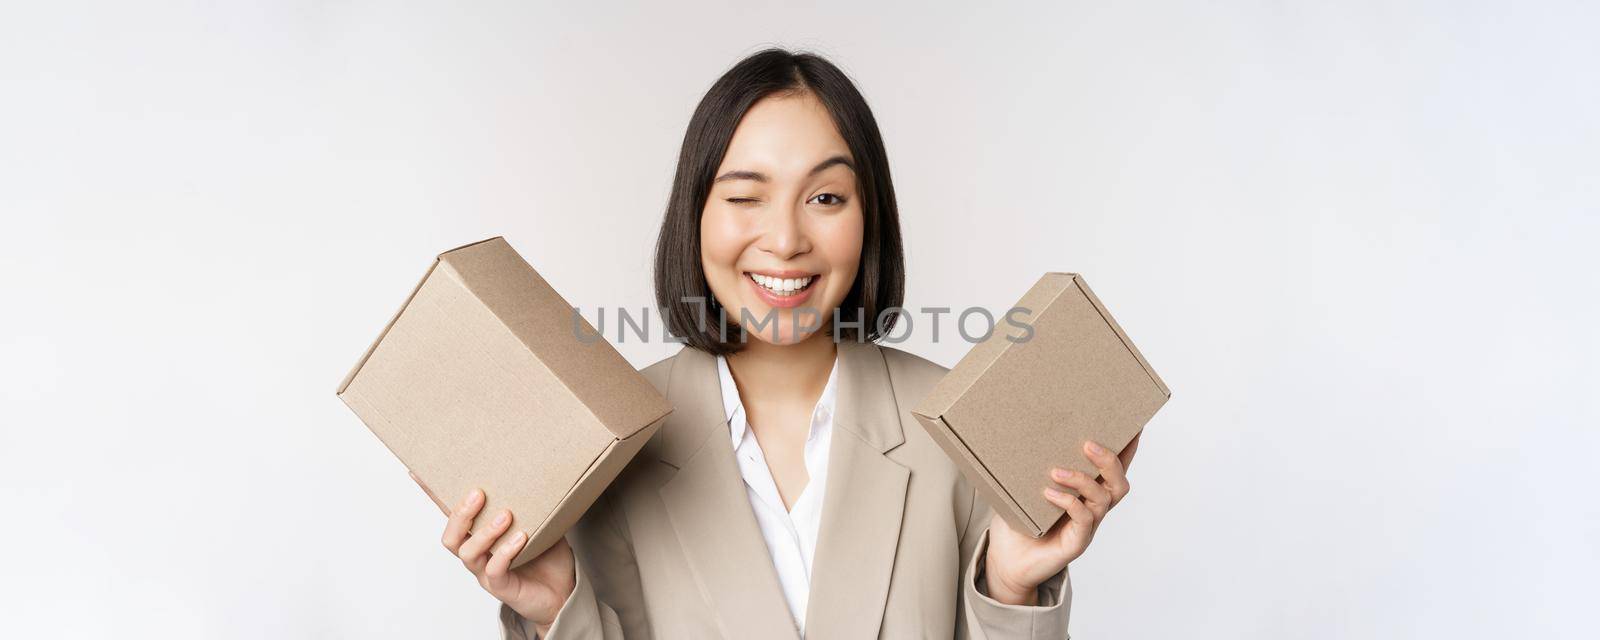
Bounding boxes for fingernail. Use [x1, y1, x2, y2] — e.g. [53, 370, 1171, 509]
[499, 531, 527, 554]
[1052, 468, 1073, 481]
[1045, 487, 1066, 500]
[471, 488, 484, 504]
[1086, 441, 1107, 455]
[493, 511, 509, 526]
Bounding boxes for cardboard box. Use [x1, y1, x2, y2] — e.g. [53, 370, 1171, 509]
[912, 273, 1169, 538]
[336, 237, 671, 566]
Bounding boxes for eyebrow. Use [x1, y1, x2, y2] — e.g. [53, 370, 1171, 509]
[712, 155, 856, 184]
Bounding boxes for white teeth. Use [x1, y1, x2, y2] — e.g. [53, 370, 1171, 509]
[748, 273, 813, 294]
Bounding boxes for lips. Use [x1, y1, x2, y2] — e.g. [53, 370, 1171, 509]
[744, 271, 819, 309]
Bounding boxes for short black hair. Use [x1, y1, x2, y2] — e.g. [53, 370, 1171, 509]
[653, 48, 905, 355]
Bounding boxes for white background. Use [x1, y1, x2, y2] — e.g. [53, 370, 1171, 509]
[2, 1, 1596, 638]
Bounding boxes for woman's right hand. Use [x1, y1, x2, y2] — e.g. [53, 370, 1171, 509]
[435, 482, 576, 636]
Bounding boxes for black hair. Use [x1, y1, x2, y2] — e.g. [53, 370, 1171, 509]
[653, 47, 905, 355]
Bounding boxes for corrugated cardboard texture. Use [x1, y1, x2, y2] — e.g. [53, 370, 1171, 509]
[437, 238, 669, 438]
[913, 273, 1169, 537]
[337, 237, 672, 565]
[915, 275, 1075, 418]
[514, 414, 663, 566]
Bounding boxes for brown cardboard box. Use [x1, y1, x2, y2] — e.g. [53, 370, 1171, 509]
[336, 237, 671, 567]
[912, 273, 1169, 538]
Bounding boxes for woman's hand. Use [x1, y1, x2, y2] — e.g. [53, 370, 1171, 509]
[428, 478, 576, 636]
[981, 434, 1140, 606]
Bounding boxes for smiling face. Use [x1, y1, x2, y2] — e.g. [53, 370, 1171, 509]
[700, 91, 865, 347]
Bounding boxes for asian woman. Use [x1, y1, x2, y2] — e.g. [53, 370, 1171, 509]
[433, 48, 1138, 639]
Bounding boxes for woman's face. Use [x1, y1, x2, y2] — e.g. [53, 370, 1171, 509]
[700, 91, 864, 347]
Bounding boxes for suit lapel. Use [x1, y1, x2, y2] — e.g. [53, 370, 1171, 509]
[803, 341, 910, 639]
[656, 347, 800, 640]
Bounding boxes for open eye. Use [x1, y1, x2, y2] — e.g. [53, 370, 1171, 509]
[808, 193, 847, 206]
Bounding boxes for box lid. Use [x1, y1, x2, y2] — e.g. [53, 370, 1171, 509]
[434, 237, 671, 437]
[915, 273, 1167, 421]
[338, 237, 671, 438]
[915, 273, 1071, 419]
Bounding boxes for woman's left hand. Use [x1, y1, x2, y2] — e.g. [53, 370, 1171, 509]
[981, 433, 1140, 606]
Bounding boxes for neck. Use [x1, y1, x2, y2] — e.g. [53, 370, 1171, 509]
[724, 331, 837, 409]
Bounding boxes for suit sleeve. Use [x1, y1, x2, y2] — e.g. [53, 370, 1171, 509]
[955, 488, 1073, 640]
[498, 492, 645, 639]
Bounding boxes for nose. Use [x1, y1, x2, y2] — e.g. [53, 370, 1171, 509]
[757, 199, 810, 260]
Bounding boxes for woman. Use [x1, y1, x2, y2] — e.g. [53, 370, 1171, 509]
[437, 49, 1138, 639]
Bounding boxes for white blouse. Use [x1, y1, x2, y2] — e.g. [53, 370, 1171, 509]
[715, 354, 839, 635]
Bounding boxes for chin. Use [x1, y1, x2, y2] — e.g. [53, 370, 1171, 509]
[735, 305, 830, 347]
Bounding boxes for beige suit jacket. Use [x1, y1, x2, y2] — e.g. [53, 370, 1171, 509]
[499, 341, 1072, 639]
